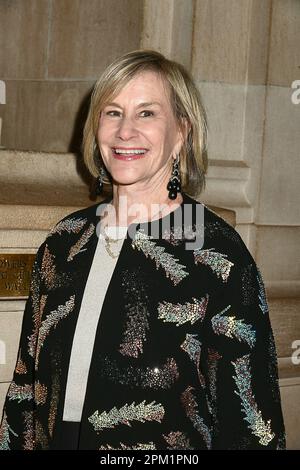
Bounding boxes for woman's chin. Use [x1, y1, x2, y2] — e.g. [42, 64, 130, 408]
[110, 175, 140, 187]
[110, 170, 142, 187]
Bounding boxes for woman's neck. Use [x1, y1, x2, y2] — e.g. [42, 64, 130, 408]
[103, 189, 183, 227]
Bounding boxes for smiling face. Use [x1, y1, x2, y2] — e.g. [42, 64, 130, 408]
[97, 70, 184, 190]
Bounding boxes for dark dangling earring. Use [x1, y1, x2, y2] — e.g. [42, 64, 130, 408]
[95, 176, 103, 195]
[95, 166, 107, 195]
[167, 154, 181, 200]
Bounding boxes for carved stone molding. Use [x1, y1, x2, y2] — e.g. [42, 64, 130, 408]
[0, 150, 241, 244]
[0, 149, 93, 207]
[141, 0, 194, 69]
[201, 158, 252, 223]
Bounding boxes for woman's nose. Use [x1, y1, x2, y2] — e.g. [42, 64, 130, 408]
[117, 116, 138, 140]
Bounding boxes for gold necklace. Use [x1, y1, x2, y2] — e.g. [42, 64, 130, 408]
[102, 226, 126, 259]
[100, 198, 178, 258]
[103, 233, 124, 259]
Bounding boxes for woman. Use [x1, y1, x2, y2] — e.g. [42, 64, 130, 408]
[0, 49, 285, 450]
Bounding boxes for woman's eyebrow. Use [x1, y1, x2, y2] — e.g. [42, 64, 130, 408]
[106, 101, 162, 108]
[137, 101, 162, 108]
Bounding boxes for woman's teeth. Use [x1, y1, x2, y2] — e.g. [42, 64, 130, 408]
[114, 149, 147, 155]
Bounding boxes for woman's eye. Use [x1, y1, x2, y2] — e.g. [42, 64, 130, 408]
[104, 110, 154, 118]
[140, 110, 154, 117]
[106, 110, 120, 117]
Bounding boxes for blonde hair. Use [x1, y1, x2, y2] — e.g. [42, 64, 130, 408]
[82, 49, 208, 197]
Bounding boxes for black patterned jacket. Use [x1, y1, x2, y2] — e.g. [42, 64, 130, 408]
[0, 192, 286, 450]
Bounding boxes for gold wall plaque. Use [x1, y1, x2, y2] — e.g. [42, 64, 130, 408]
[0, 254, 36, 298]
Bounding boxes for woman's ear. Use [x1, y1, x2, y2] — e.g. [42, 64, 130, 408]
[180, 117, 191, 143]
[175, 118, 191, 154]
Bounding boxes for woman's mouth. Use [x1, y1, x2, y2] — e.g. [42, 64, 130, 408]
[112, 148, 148, 161]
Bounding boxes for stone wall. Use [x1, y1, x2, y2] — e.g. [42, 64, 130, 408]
[0, 0, 143, 152]
[0, 0, 299, 449]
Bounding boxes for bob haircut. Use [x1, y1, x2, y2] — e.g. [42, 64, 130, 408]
[82, 49, 208, 197]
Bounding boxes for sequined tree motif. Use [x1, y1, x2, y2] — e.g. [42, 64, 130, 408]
[162, 225, 201, 246]
[207, 348, 222, 424]
[47, 217, 87, 237]
[28, 294, 47, 358]
[35, 419, 49, 449]
[119, 269, 150, 358]
[67, 223, 95, 262]
[34, 381, 48, 405]
[131, 229, 189, 285]
[119, 304, 149, 358]
[35, 295, 75, 370]
[41, 245, 56, 289]
[181, 386, 212, 449]
[27, 246, 48, 358]
[193, 248, 234, 282]
[211, 305, 256, 348]
[99, 442, 156, 450]
[0, 412, 18, 450]
[99, 356, 179, 390]
[23, 411, 34, 450]
[41, 245, 71, 290]
[89, 400, 165, 432]
[181, 334, 205, 387]
[163, 431, 194, 450]
[162, 226, 184, 246]
[30, 258, 42, 319]
[158, 295, 209, 326]
[7, 382, 33, 403]
[232, 354, 275, 446]
[48, 370, 61, 438]
[16, 350, 27, 375]
[257, 268, 269, 315]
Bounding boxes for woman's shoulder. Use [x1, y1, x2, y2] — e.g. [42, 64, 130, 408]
[185, 196, 265, 307]
[47, 203, 99, 236]
[33, 198, 112, 258]
[45, 196, 113, 241]
[184, 193, 255, 269]
[28, 203, 99, 264]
